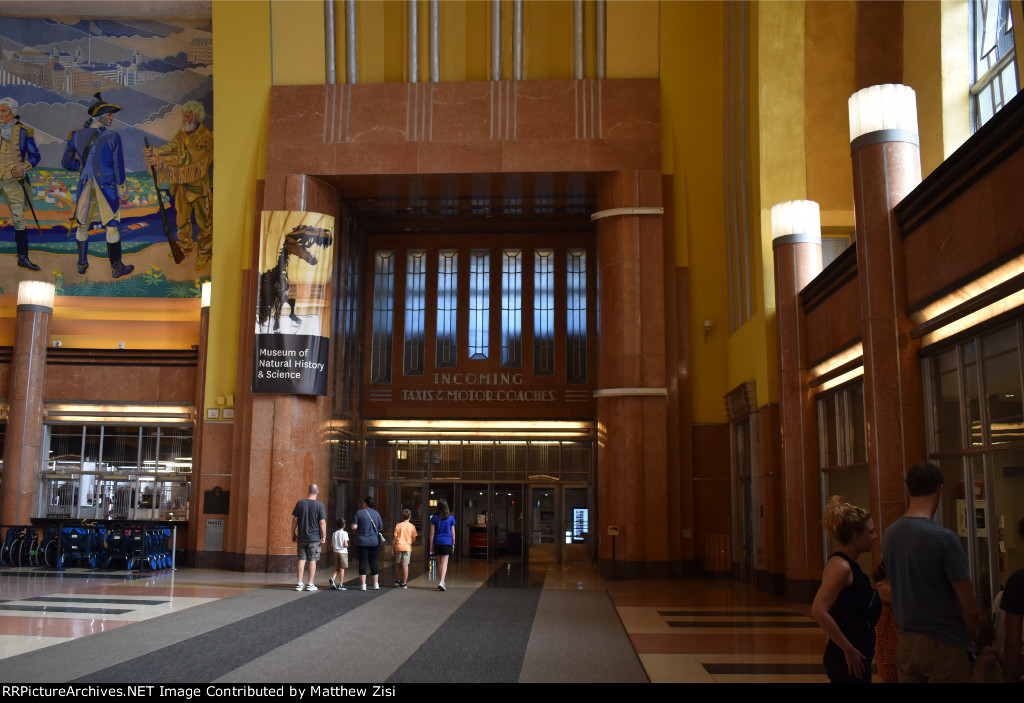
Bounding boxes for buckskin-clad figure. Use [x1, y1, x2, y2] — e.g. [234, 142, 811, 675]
[144, 100, 213, 271]
[0, 97, 41, 271]
[62, 92, 134, 278]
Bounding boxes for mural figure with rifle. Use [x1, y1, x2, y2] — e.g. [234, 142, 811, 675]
[62, 93, 134, 279]
[144, 100, 213, 271]
[0, 97, 42, 271]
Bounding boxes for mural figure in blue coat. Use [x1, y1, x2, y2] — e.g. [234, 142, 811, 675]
[62, 93, 134, 278]
[0, 97, 41, 271]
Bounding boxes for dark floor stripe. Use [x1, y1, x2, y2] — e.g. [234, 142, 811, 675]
[25, 597, 169, 606]
[0, 604, 134, 614]
[666, 620, 820, 628]
[703, 663, 825, 675]
[0, 570, 148, 579]
[74, 588, 387, 683]
[658, 610, 806, 617]
[386, 562, 545, 683]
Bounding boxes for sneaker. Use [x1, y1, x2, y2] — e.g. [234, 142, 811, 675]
[305, 584, 318, 591]
[438, 582, 446, 592]
[329, 578, 337, 590]
[401, 583, 408, 589]
[395, 580, 402, 588]
[295, 582, 305, 591]
[338, 585, 347, 591]
[360, 584, 367, 591]
[371, 584, 380, 590]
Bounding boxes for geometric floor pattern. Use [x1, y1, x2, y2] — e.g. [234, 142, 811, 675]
[0, 561, 836, 683]
[610, 578, 831, 683]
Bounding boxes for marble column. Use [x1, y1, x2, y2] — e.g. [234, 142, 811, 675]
[594, 169, 672, 578]
[229, 174, 338, 571]
[0, 283, 53, 526]
[771, 201, 824, 592]
[848, 85, 925, 534]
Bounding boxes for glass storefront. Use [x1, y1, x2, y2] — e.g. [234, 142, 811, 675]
[817, 380, 870, 573]
[38, 424, 192, 522]
[923, 317, 1024, 612]
[362, 429, 594, 565]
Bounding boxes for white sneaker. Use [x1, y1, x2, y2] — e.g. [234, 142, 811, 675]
[360, 584, 367, 591]
[371, 583, 380, 590]
[305, 584, 318, 591]
[295, 582, 305, 591]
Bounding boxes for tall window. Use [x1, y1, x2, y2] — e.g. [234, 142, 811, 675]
[817, 381, 868, 569]
[370, 250, 395, 383]
[469, 250, 490, 360]
[972, 0, 1019, 130]
[567, 249, 588, 383]
[534, 249, 555, 375]
[501, 249, 522, 368]
[368, 239, 592, 383]
[404, 250, 427, 375]
[436, 250, 458, 368]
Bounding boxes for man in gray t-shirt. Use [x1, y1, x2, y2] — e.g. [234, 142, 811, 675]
[291, 483, 326, 592]
[882, 462, 979, 682]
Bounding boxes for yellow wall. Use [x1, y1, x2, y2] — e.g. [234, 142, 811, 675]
[716, 0, 808, 412]
[660, 0, 729, 424]
[805, 1, 855, 215]
[607, 0, 660, 79]
[271, 0, 326, 84]
[525, 1, 574, 80]
[208, 1, 272, 414]
[939, 1, 971, 164]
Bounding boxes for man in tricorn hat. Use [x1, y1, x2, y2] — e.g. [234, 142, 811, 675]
[62, 92, 134, 278]
[0, 97, 41, 271]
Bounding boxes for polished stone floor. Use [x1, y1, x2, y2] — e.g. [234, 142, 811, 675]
[0, 559, 832, 683]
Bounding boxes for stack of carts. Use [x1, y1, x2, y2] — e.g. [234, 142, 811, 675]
[58, 522, 105, 569]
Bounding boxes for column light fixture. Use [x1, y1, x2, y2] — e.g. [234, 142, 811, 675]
[770, 200, 821, 248]
[848, 83, 919, 150]
[17, 280, 56, 311]
[201, 281, 212, 308]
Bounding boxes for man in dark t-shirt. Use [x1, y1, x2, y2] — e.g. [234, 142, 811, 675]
[291, 483, 326, 591]
[882, 462, 979, 682]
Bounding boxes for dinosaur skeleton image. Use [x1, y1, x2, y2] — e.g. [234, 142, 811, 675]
[256, 225, 333, 333]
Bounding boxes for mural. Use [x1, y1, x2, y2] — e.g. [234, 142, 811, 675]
[0, 17, 212, 297]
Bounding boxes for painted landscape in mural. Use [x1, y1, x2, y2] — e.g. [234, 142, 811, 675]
[0, 17, 212, 297]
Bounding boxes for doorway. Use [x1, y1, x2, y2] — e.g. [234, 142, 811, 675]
[377, 481, 591, 565]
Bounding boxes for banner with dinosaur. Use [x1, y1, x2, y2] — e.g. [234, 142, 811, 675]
[252, 210, 335, 396]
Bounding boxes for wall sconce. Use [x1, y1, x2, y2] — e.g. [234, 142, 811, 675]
[17, 280, 55, 311]
[848, 83, 919, 150]
[770, 200, 821, 248]
[201, 281, 212, 308]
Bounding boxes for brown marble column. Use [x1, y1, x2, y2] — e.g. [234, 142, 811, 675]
[228, 174, 339, 571]
[771, 202, 825, 595]
[595, 169, 672, 578]
[850, 111, 925, 536]
[0, 286, 53, 526]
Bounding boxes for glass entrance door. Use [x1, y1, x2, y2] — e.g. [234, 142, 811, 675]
[459, 484, 524, 561]
[529, 486, 558, 563]
[493, 484, 524, 560]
